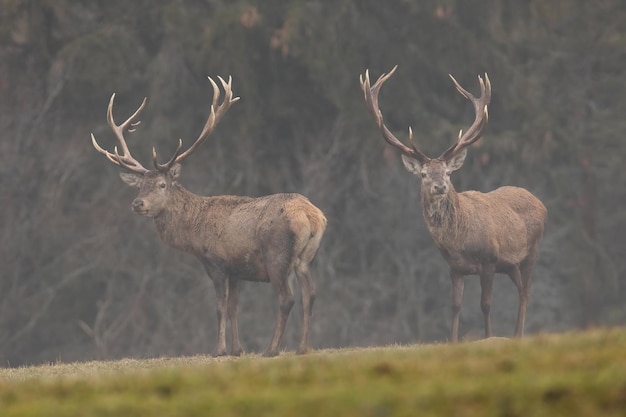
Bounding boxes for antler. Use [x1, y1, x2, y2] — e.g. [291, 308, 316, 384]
[360, 66, 430, 164]
[153, 76, 240, 171]
[91, 94, 149, 174]
[440, 73, 491, 160]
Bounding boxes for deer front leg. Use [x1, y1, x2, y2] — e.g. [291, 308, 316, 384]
[203, 266, 229, 357]
[450, 271, 465, 343]
[203, 261, 230, 356]
[228, 278, 243, 356]
[479, 265, 495, 339]
[212, 277, 229, 356]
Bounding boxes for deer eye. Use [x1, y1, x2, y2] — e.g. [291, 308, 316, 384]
[420, 172, 427, 178]
[159, 182, 167, 189]
[445, 170, 452, 176]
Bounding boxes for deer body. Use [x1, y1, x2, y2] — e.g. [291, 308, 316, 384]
[157, 193, 323, 284]
[361, 67, 547, 342]
[131, 177, 326, 356]
[92, 76, 326, 357]
[147, 187, 323, 281]
[423, 186, 545, 272]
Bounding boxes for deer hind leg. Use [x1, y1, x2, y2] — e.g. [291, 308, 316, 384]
[264, 254, 295, 357]
[507, 264, 528, 338]
[293, 229, 322, 355]
[450, 271, 465, 343]
[479, 265, 496, 339]
[227, 278, 243, 356]
[294, 260, 316, 355]
[514, 252, 538, 337]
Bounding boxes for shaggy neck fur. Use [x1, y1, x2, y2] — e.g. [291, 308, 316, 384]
[421, 186, 465, 249]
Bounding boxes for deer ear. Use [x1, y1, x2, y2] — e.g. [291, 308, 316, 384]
[447, 148, 467, 172]
[401, 155, 423, 175]
[119, 172, 143, 188]
[168, 163, 182, 181]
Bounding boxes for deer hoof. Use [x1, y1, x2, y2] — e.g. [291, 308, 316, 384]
[262, 349, 279, 358]
[212, 348, 228, 357]
[231, 347, 244, 357]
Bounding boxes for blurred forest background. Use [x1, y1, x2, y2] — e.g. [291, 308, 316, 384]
[1, 0, 625, 366]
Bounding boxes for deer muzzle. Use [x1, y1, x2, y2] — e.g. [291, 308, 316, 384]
[131, 198, 149, 215]
[433, 183, 448, 195]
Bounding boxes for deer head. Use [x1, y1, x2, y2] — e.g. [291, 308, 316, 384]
[360, 66, 491, 200]
[91, 76, 239, 217]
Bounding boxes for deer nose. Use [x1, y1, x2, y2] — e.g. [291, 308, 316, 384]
[131, 199, 144, 210]
[433, 184, 447, 195]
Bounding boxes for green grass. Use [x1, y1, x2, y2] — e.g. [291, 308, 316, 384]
[1, 329, 625, 416]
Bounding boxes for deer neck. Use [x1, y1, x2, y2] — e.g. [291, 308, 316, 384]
[152, 184, 214, 252]
[420, 186, 464, 248]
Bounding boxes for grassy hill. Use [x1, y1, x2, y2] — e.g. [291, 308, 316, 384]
[0, 328, 625, 416]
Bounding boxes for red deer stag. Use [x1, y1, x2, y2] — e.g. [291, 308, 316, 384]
[360, 66, 547, 342]
[91, 76, 326, 357]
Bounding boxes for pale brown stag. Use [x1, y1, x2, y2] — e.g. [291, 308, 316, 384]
[91, 76, 326, 357]
[360, 66, 547, 342]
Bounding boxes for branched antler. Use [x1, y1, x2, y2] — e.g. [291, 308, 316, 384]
[440, 73, 491, 160]
[359, 66, 430, 163]
[91, 94, 149, 174]
[152, 76, 240, 171]
[92, 76, 239, 174]
[360, 67, 491, 163]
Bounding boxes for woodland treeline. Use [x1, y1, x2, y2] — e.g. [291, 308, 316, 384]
[1, 0, 625, 366]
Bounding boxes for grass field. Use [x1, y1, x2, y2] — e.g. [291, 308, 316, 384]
[0, 328, 625, 416]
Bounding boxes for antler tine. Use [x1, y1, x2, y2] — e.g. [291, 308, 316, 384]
[154, 75, 240, 169]
[209, 76, 221, 110]
[441, 73, 491, 160]
[106, 94, 147, 157]
[360, 66, 430, 163]
[91, 94, 149, 174]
